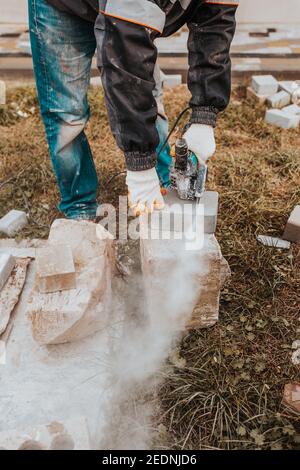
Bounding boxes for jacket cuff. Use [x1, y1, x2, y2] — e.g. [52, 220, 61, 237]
[189, 106, 219, 128]
[125, 150, 157, 171]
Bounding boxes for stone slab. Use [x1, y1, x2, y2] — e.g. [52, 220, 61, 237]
[0, 258, 30, 336]
[28, 220, 114, 344]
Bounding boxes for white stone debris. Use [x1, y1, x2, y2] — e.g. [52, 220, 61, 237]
[0, 253, 15, 292]
[0, 416, 91, 450]
[267, 90, 291, 109]
[27, 219, 114, 345]
[256, 235, 291, 249]
[283, 205, 300, 243]
[0, 210, 28, 237]
[265, 109, 300, 129]
[252, 75, 278, 96]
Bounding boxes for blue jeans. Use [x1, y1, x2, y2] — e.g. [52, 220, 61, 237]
[29, 0, 171, 219]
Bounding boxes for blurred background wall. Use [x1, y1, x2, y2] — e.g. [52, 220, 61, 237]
[1, 0, 300, 24]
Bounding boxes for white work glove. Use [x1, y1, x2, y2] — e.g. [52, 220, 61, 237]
[183, 124, 216, 164]
[126, 168, 165, 216]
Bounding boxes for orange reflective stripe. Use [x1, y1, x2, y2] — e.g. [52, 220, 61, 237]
[99, 10, 162, 34]
[204, 1, 239, 5]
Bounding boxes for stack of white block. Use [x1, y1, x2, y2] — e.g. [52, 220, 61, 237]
[247, 75, 300, 129]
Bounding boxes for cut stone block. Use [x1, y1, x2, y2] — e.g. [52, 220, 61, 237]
[283, 383, 300, 414]
[252, 75, 278, 96]
[27, 220, 114, 344]
[140, 190, 218, 236]
[256, 235, 291, 249]
[0, 416, 91, 450]
[140, 234, 230, 330]
[279, 80, 299, 96]
[265, 109, 300, 129]
[36, 244, 76, 294]
[0, 253, 15, 292]
[0, 210, 28, 237]
[283, 205, 300, 243]
[266, 90, 290, 109]
[246, 87, 267, 105]
[282, 104, 300, 116]
[0, 80, 6, 106]
[163, 74, 182, 88]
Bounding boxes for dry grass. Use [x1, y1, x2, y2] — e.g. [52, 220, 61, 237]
[1, 84, 300, 449]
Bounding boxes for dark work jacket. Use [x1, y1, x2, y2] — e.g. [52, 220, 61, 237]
[45, 0, 239, 170]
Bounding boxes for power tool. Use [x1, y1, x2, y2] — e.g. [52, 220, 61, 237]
[170, 138, 207, 202]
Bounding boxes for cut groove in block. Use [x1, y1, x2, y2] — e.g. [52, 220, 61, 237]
[36, 244, 76, 294]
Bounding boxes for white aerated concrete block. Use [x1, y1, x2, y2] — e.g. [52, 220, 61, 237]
[282, 104, 300, 116]
[0, 210, 28, 237]
[0, 253, 15, 292]
[267, 90, 291, 109]
[246, 87, 267, 105]
[283, 205, 300, 243]
[163, 74, 182, 88]
[36, 244, 76, 293]
[0, 80, 6, 105]
[252, 75, 278, 96]
[279, 80, 299, 96]
[265, 109, 300, 129]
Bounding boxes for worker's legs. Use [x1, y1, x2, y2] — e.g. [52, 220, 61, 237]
[29, 0, 98, 220]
